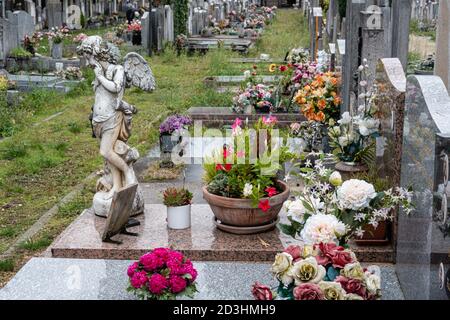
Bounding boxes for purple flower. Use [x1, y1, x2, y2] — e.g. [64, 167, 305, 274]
[159, 115, 192, 134]
[130, 270, 148, 289]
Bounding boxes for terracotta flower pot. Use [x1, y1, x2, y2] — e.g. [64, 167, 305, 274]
[354, 221, 390, 246]
[203, 180, 290, 227]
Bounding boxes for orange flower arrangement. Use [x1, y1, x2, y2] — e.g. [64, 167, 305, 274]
[293, 72, 341, 123]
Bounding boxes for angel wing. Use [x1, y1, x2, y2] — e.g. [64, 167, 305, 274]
[123, 52, 156, 92]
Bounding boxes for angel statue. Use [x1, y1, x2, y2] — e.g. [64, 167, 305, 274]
[77, 36, 156, 217]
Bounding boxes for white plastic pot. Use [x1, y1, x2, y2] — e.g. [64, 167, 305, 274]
[167, 204, 191, 229]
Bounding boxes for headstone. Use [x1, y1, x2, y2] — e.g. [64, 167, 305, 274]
[47, 0, 63, 28]
[360, 8, 385, 88]
[374, 58, 406, 191]
[101, 184, 138, 243]
[164, 5, 174, 42]
[342, 0, 367, 113]
[141, 11, 151, 52]
[391, 0, 412, 71]
[435, 0, 450, 93]
[396, 75, 450, 300]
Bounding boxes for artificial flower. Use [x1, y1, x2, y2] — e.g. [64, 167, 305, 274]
[337, 179, 377, 211]
[300, 214, 347, 245]
[291, 257, 326, 285]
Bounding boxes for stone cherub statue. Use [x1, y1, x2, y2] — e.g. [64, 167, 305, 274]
[77, 36, 156, 217]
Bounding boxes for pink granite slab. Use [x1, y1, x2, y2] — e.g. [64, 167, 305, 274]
[50, 204, 394, 262]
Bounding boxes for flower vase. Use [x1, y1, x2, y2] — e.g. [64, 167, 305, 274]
[132, 31, 142, 45]
[244, 104, 254, 115]
[335, 161, 368, 181]
[159, 133, 182, 168]
[51, 42, 63, 59]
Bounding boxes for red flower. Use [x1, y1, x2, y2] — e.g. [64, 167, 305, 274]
[265, 186, 278, 197]
[215, 164, 233, 172]
[252, 282, 273, 300]
[253, 65, 257, 70]
[279, 65, 287, 72]
[258, 199, 271, 212]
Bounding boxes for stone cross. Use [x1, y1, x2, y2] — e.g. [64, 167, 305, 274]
[435, 0, 450, 93]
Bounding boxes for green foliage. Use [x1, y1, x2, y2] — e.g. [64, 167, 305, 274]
[0, 142, 28, 160]
[174, 0, 188, 37]
[0, 226, 19, 238]
[163, 187, 193, 206]
[58, 196, 88, 217]
[0, 258, 15, 272]
[19, 235, 52, 251]
[68, 121, 82, 134]
[410, 19, 436, 41]
[9, 47, 33, 59]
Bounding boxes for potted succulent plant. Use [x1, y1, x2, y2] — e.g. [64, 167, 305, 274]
[202, 116, 292, 234]
[163, 187, 193, 229]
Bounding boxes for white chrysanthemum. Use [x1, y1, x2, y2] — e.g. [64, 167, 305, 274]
[337, 179, 377, 211]
[300, 214, 347, 244]
[243, 183, 253, 197]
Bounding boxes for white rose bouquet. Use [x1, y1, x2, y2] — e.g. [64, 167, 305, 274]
[279, 154, 414, 244]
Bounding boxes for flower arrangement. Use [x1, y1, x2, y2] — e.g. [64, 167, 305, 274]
[163, 187, 193, 207]
[203, 116, 292, 210]
[128, 20, 142, 32]
[286, 47, 309, 65]
[73, 33, 88, 43]
[289, 121, 324, 152]
[127, 248, 198, 300]
[55, 66, 83, 80]
[46, 26, 70, 44]
[159, 115, 192, 135]
[293, 71, 341, 123]
[232, 83, 276, 114]
[279, 155, 413, 244]
[328, 63, 380, 163]
[252, 243, 382, 300]
[114, 22, 129, 37]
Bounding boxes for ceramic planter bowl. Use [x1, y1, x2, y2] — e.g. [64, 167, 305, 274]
[203, 180, 290, 227]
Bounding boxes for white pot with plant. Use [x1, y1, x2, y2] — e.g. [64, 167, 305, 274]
[163, 187, 193, 229]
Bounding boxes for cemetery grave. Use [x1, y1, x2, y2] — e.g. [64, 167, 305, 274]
[0, 0, 449, 304]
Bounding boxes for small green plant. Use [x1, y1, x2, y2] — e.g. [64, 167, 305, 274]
[68, 121, 82, 134]
[0, 258, 15, 272]
[163, 187, 193, 207]
[9, 47, 33, 59]
[19, 235, 52, 251]
[0, 142, 28, 160]
[0, 226, 19, 238]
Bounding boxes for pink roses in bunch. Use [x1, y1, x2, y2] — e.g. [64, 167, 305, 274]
[127, 248, 198, 300]
[252, 243, 382, 300]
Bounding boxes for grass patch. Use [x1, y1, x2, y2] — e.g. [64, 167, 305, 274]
[0, 259, 15, 272]
[19, 235, 53, 251]
[0, 226, 19, 238]
[58, 194, 91, 218]
[140, 162, 185, 182]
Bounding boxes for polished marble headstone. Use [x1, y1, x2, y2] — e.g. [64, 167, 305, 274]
[396, 75, 450, 300]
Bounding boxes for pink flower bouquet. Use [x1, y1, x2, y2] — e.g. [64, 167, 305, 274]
[252, 243, 382, 300]
[127, 248, 198, 300]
